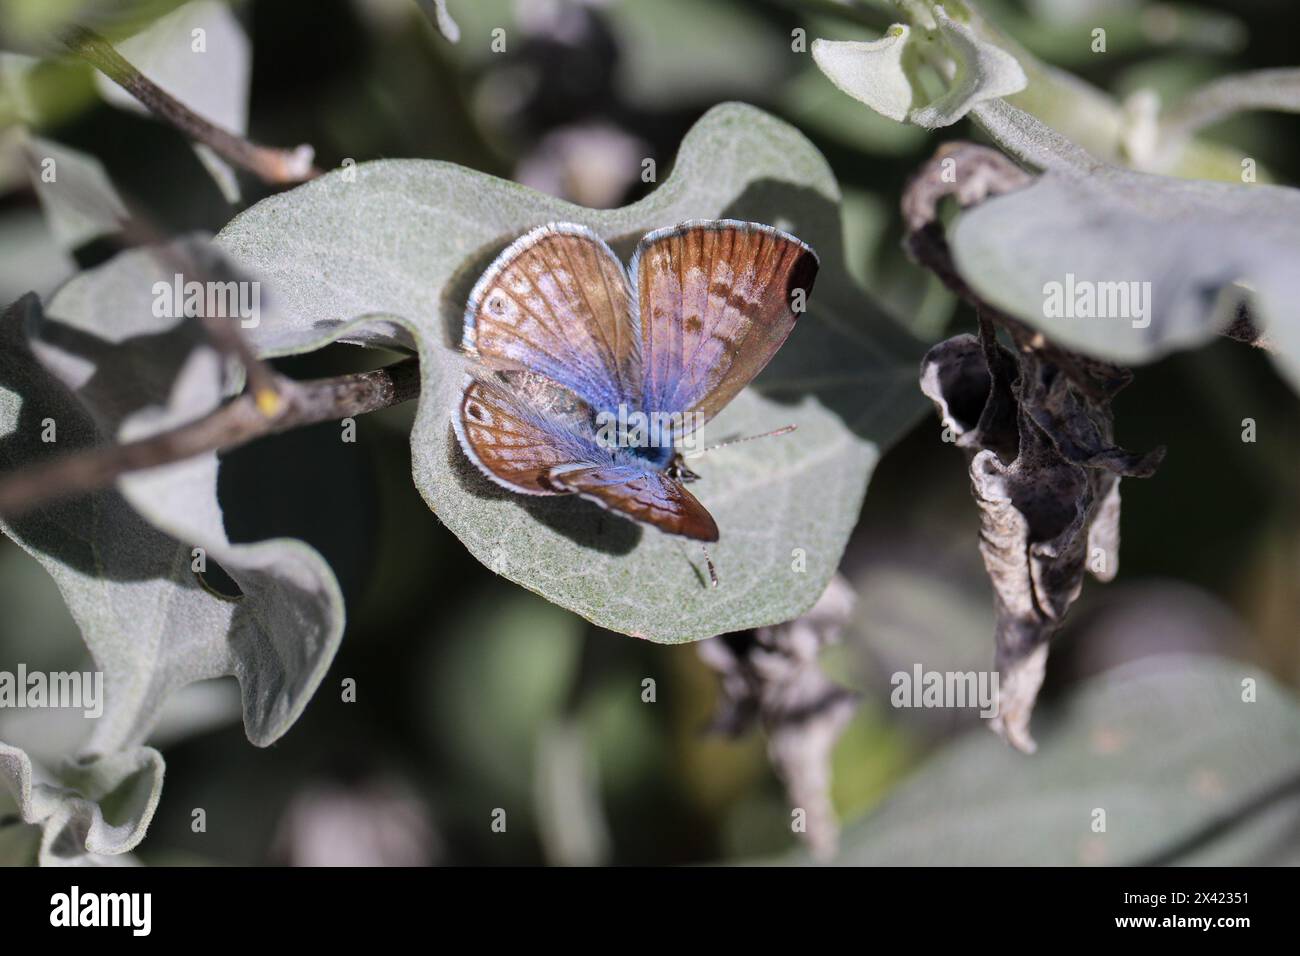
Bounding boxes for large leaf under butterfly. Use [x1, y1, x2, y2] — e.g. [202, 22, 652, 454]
[454, 220, 818, 551]
[216, 103, 926, 642]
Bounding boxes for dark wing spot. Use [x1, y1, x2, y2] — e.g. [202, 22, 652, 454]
[466, 402, 484, 420]
[684, 315, 703, 334]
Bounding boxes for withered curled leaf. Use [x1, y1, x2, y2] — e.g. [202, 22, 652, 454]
[903, 141, 1165, 754]
[920, 328, 1163, 752]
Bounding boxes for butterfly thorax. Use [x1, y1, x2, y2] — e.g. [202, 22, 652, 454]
[622, 438, 675, 470]
[593, 402, 699, 472]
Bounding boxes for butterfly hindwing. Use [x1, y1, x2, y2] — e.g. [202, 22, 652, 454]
[550, 464, 720, 542]
[455, 374, 605, 495]
[464, 223, 641, 413]
[632, 219, 818, 427]
[456, 374, 719, 540]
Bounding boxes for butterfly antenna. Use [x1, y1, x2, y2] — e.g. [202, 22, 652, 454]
[701, 545, 719, 588]
[686, 424, 797, 458]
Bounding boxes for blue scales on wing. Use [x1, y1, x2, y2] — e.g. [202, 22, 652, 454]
[462, 222, 640, 414]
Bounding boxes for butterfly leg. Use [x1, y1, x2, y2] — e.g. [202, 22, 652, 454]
[701, 544, 719, 588]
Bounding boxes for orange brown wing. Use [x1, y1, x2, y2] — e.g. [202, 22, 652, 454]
[463, 223, 640, 412]
[631, 220, 818, 428]
[549, 464, 720, 541]
[454, 375, 606, 495]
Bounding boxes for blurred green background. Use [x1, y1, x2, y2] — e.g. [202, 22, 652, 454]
[0, 0, 1297, 865]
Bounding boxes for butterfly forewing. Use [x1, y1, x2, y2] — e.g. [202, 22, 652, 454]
[464, 223, 641, 413]
[550, 465, 720, 542]
[633, 220, 818, 427]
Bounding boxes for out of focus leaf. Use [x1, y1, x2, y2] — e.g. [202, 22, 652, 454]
[421, 589, 583, 810]
[811, 1, 1260, 183]
[910, 6, 1027, 128]
[0, 739, 161, 865]
[780, 63, 928, 157]
[843, 559, 993, 692]
[812, 7, 1026, 129]
[789, 655, 1300, 865]
[979, 0, 1246, 65]
[217, 102, 924, 642]
[20, 133, 126, 250]
[0, 52, 40, 124]
[0, 0, 186, 55]
[1158, 68, 1300, 147]
[0, 209, 75, 304]
[606, 0, 790, 109]
[812, 26, 913, 123]
[950, 105, 1300, 391]
[1, 250, 345, 758]
[533, 718, 611, 866]
[92, 0, 250, 202]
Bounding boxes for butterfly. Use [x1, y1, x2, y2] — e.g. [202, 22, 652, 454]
[453, 218, 818, 582]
